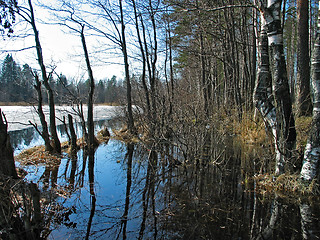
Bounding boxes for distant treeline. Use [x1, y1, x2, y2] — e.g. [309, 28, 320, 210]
[0, 54, 126, 104]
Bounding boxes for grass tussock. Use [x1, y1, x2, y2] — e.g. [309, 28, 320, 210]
[234, 113, 269, 146]
[254, 173, 320, 197]
[16, 146, 62, 167]
[295, 116, 312, 150]
[112, 127, 140, 143]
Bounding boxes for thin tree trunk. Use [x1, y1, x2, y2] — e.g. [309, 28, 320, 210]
[300, 2, 320, 181]
[132, 0, 151, 116]
[80, 25, 98, 149]
[28, 0, 61, 154]
[119, 0, 135, 134]
[33, 73, 53, 152]
[296, 0, 312, 116]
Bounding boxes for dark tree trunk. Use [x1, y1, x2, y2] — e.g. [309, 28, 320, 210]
[121, 143, 134, 239]
[80, 25, 98, 150]
[28, 0, 61, 154]
[68, 114, 77, 155]
[296, 0, 312, 116]
[0, 109, 17, 178]
[33, 73, 53, 152]
[119, 0, 135, 134]
[132, 0, 151, 117]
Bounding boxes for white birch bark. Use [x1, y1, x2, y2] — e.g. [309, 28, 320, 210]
[300, 203, 318, 239]
[253, 16, 281, 170]
[255, 0, 296, 174]
[300, 2, 320, 181]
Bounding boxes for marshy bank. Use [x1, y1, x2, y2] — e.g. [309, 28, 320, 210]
[1, 105, 320, 239]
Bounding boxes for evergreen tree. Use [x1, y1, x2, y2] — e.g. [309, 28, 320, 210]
[21, 64, 34, 102]
[0, 54, 21, 102]
[0, 0, 18, 36]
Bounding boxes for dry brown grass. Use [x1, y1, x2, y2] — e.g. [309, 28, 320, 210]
[295, 116, 312, 149]
[16, 146, 62, 167]
[254, 173, 320, 197]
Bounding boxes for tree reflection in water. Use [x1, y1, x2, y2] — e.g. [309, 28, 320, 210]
[9, 128, 320, 239]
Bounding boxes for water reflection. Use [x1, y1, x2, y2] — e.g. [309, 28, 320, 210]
[9, 119, 116, 154]
[11, 127, 320, 239]
[86, 148, 97, 240]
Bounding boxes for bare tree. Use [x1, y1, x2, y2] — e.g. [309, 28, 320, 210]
[18, 0, 61, 154]
[31, 72, 53, 152]
[80, 24, 98, 149]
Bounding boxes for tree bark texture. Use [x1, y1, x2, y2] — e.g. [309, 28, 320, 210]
[300, 3, 320, 181]
[0, 109, 17, 178]
[254, 15, 283, 174]
[28, 0, 61, 154]
[256, 0, 296, 174]
[296, 0, 312, 116]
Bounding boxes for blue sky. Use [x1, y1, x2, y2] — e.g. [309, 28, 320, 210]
[0, 0, 124, 82]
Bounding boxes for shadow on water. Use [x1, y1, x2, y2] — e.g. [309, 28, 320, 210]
[6, 122, 320, 239]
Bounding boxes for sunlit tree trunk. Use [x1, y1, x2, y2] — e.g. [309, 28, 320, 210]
[296, 0, 312, 116]
[300, 2, 320, 181]
[256, 0, 296, 174]
[253, 16, 280, 172]
[27, 0, 61, 154]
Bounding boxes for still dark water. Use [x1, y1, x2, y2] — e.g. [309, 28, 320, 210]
[9, 120, 320, 239]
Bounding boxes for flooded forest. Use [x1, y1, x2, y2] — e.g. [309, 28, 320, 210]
[1, 0, 320, 239]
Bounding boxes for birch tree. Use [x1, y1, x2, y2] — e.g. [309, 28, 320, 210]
[300, 1, 320, 181]
[254, 0, 296, 174]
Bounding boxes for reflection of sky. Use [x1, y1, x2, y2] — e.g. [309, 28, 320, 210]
[9, 117, 119, 155]
[39, 140, 145, 239]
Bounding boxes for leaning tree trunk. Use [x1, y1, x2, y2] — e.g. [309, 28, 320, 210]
[28, 0, 61, 154]
[80, 25, 98, 150]
[300, 2, 320, 181]
[0, 109, 17, 178]
[256, 0, 296, 174]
